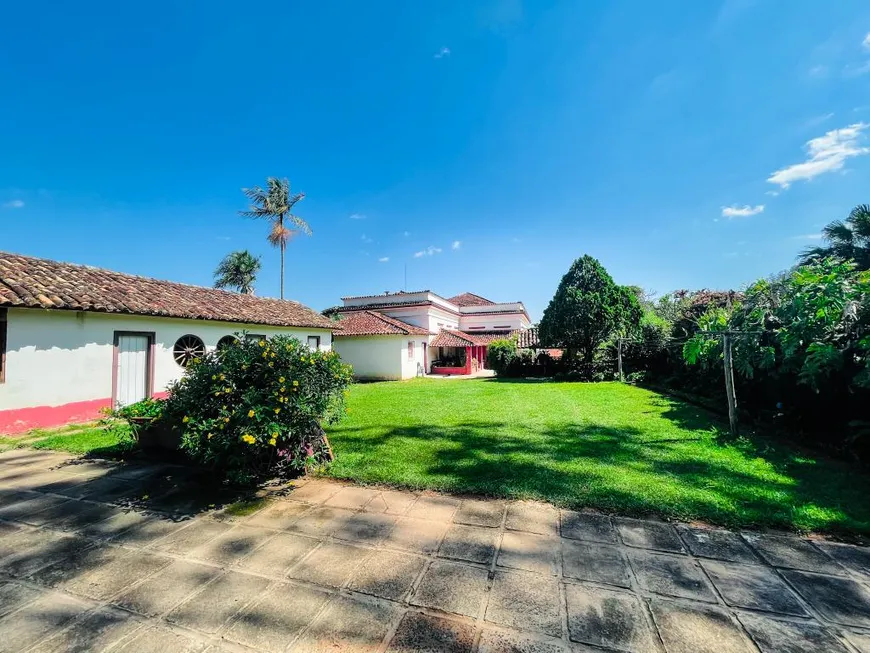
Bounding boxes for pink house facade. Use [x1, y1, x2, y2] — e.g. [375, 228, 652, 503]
[326, 291, 532, 379]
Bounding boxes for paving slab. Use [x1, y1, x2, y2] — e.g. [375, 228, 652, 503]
[166, 570, 270, 634]
[385, 517, 449, 554]
[77, 510, 151, 541]
[411, 560, 489, 618]
[506, 501, 558, 536]
[289, 595, 400, 653]
[649, 599, 755, 653]
[439, 524, 499, 564]
[348, 550, 427, 601]
[844, 630, 870, 653]
[0, 591, 90, 653]
[498, 530, 559, 575]
[288, 506, 357, 537]
[701, 559, 807, 616]
[675, 525, 759, 564]
[781, 569, 870, 628]
[815, 541, 870, 581]
[324, 486, 380, 510]
[454, 499, 505, 528]
[152, 519, 232, 554]
[615, 517, 684, 554]
[189, 525, 275, 566]
[565, 583, 658, 652]
[477, 628, 567, 653]
[223, 582, 331, 652]
[56, 547, 171, 600]
[385, 612, 476, 653]
[562, 539, 631, 588]
[0, 531, 94, 578]
[108, 515, 187, 548]
[38, 501, 122, 533]
[0, 493, 70, 524]
[364, 490, 416, 515]
[332, 511, 397, 544]
[406, 495, 461, 522]
[0, 580, 41, 617]
[239, 532, 319, 576]
[245, 500, 311, 530]
[286, 479, 342, 504]
[738, 613, 851, 653]
[289, 541, 369, 588]
[486, 569, 562, 637]
[560, 510, 618, 544]
[629, 551, 716, 602]
[742, 533, 845, 574]
[29, 605, 143, 653]
[114, 560, 221, 617]
[112, 626, 207, 653]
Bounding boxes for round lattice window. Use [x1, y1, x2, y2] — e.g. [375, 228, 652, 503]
[173, 334, 206, 367]
[216, 335, 239, 352]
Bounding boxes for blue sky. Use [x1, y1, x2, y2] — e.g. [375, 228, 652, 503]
[2, 1, 869, 321]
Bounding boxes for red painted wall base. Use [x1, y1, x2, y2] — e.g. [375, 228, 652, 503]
[0, 398, 113, 435]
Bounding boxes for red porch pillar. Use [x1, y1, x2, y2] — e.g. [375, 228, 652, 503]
[465, 346, 472, 374]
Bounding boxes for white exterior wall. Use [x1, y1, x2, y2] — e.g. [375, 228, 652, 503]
[379, 305, 457, 333]
[459, 312, 530, 331]
[333, 335, 429, 380]
[0, 308, 333, 411]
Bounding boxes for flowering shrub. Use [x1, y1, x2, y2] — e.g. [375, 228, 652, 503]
[162, 333, 353, 484]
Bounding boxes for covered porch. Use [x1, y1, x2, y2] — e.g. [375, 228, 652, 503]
[429, 330, 487, 375]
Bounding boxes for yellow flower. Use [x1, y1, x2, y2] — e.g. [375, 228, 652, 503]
[262, 352, 268, 359]
[268, 362, 274, 368]
[211, 375, 217, 380]
[182, 416, 189, 423]
[219, 374, 226, 381]
[248, 409, 255, 418]
[207, 433, 213, 439]
[274, 407, 281, 414]
[268, 438, 277, 446]
[270, 352, 276, 358]
[223, 417, 230, 423]
[241, 434, 256, 445]
[225, 387, 231, 394]
[272, 431, 279, 438]
[258, 340, 265, 347]
[280, 386, 286, 393]
[292, 380, 299, 387]
[222, 405, 227, 410]
[279, 377, 285, 383]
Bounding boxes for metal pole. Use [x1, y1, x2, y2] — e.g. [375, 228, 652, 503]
[617, 337, 624, 382]
[722, 333, 738, 436]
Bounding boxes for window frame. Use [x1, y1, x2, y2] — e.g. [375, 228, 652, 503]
[307, 335, 321, 351]
[0, 308, 7, 384]
[407, 341, 414, 360]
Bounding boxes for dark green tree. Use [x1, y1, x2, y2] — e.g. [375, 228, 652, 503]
[539, 255, 642, 363]
[240, 177, 311, 299]
[799, 204, 870, 270]
[214, 250, 262, 295]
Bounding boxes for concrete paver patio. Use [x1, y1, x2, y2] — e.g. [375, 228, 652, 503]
[0, 450, 867, 652]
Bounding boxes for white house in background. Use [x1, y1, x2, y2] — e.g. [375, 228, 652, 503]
[0, 252, 337, 435]
[325, 290, 532, 379]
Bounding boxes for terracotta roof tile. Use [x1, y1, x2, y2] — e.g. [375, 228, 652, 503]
[332, 310, 430, 336]
[431, 329, 485, 347]
[448, 292, 495, 307]
[0, 252, 337, 330]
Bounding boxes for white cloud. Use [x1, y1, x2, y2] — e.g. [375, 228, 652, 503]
[349, 213, 366, 220]
[765, 190, 779, 197]
[808, 64, 829, 78]
[721, 204, 765, 218]
[378, 256, 390, 263]
[451, 240, 461, 250]
[413, 246, 442, 258]
[2, 199, 24, 209]
[767, 122, 869, 188]
[863, 32, 870, 49]
[791, 233, 823, 240]
[434, 47, 450, 59]
[361, 234, 373, 244]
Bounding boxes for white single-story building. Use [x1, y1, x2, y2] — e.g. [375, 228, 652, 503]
[325, 290, 533, 379]
[0, 252, 337, 434]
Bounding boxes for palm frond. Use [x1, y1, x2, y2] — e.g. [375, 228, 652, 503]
[822, 220, 854, 245]
[267, 223, 295, 247]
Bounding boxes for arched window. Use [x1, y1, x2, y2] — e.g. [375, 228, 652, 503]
[216, 335, 239, 352]
[173, 334, 206, 368]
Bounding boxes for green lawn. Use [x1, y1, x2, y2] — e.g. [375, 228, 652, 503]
[0, 423, 135, 457]
[324, 378, 870, 536]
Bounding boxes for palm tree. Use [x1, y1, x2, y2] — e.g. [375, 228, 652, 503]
[799, 204, 870, 270]
[214, 250, 261, 295]
[239, 178, 311, 299]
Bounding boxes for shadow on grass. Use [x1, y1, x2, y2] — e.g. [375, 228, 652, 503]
[325, 407, 870, 536]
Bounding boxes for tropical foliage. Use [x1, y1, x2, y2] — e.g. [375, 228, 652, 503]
[240, 177, 311, 299]
[539, 255, 642, 364]
[213, 250, 261, 294]
[161, 334, 352, 484]
[799, 204, 870, 270]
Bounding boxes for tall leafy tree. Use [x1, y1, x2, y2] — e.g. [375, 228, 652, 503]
[799, 204, 870, 270]
[240, 177, 311, 299]
[214, 250, 262, 295]
[539, 255, 642, 363]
